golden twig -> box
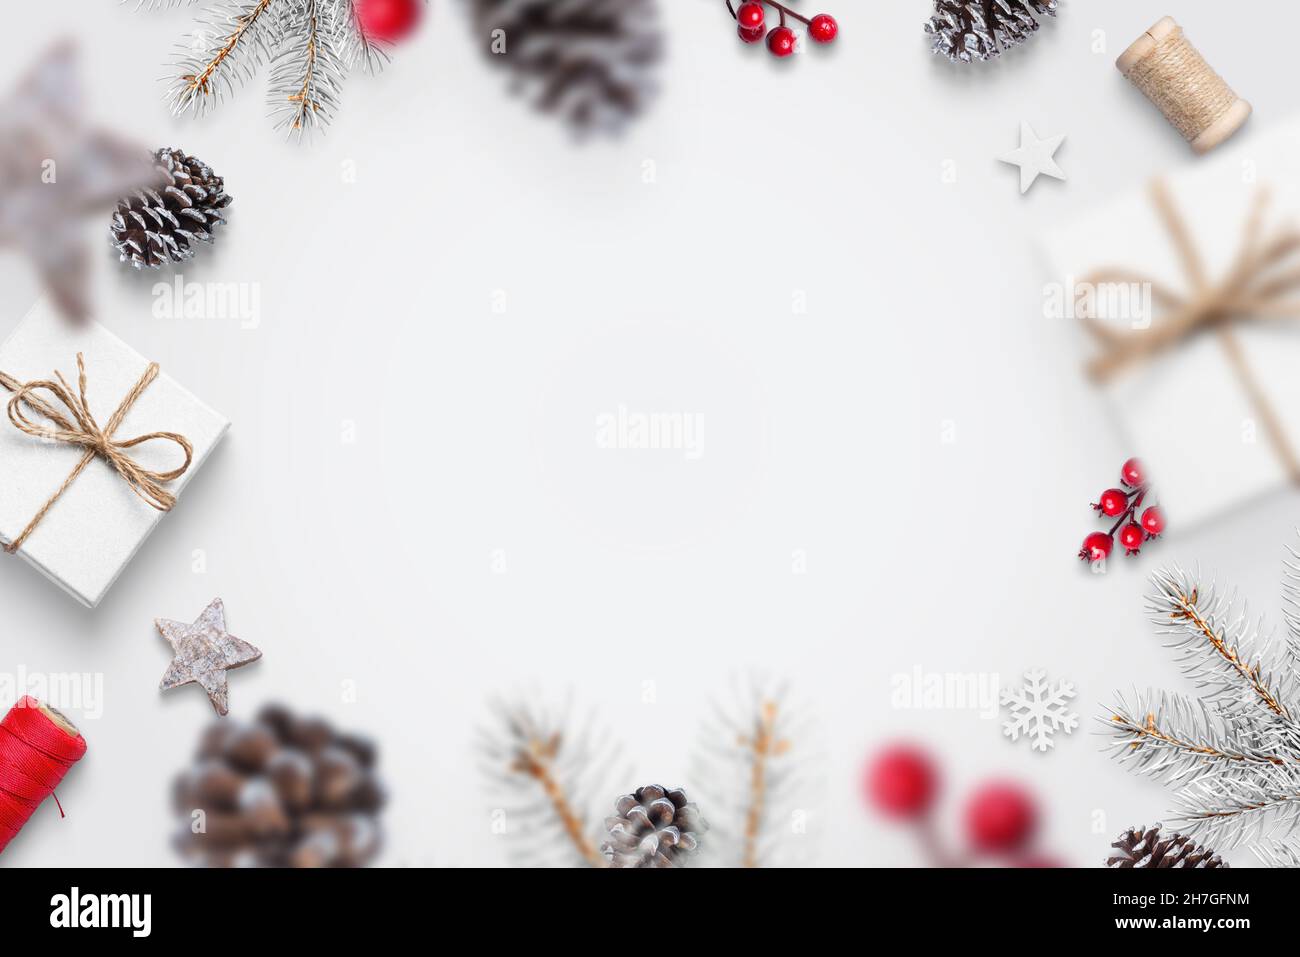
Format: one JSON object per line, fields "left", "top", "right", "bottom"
{"left": 510, "top": 733, "right": 606, "bottom": 868}
{"left": 736, "top": 699, "right": 791, "bottom": 869}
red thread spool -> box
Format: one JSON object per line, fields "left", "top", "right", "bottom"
{"left": 0, "top": 696, "right": 87, "bottom": 854}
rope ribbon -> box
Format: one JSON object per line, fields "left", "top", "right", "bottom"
{"left": 1079, "top": 180, "right": 1300, "bottom": 483}
{"left": 0, "top": 354, "right": 193, "bottom": 555}
{"left": 0, "top": 696, "right": 87, "bottom": 854}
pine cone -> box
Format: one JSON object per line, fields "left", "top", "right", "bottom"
{"left": 466, "top": 0, "right": 662, "bottom": 135}
{"left": 601, "top": 784, "right": 705, "bottom": 868}
{"left": 109, "top": 147, "right": 232, "bottom": 269}
{"left": 1107, "top": 824, "right": 1228, "bottom": 869}
{"left": 924, "top": 0, "right": 1060, "bottom": 63}
{"left": 173, "top": 704, "right": 385, "bottom": 867}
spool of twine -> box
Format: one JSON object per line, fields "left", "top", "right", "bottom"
{"left": 1116, "top": 16, "right": 1251, "bottom": 154}
{"left": 0, "top": 696, "right": 87, "bottom": 854}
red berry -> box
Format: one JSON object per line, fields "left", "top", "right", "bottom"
{"left": 736, "top": 1, "right": 766, "bottom": 31}
{"left": 865, "top": 745, "right": 938, "bottom": 819}
{"left": 1093, "top": 488, "right": 1129, "bottom": 517}
{"left": 1119, "top": 522, "right": 1145, "bottom": 554}
{"left": 355, "top": 0, "right": 421, "bottom": 43}
{"left": 1140, "top": 505, "right": 1165, "bottom": 537}
{"left": 964, "top": 782, "right": 1037, "bottom": 853}
{"left": 766, "top": 25, "right": 797, "bottom": 57}
{"left": 738, "top": 22, "right": 764, "bottom": 42}
{"left": 809, "top": 13, "right": 838, "bottom": 43}
{"left": 1078, "top": 531, "right": 1113, "bottom": 562}
{"left": 1120, "top": 457, "right": 1145, "bottom": 488}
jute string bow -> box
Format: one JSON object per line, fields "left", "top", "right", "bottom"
{"left": 0, "top": 354, "right": 192, "bottom": 554}
{"left": 1080, "top": 180, "right": 1300, "bottom": 483}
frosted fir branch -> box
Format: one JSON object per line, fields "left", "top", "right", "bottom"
{"left": 1170, "top": 765, "right": 1300, "bottom": 847}
{"left": 337, "top": 0, "right": 391, "bottom": 74}
{"left": 166, "top": 0, "right": 284, "bottom": 117}
{"left": 1103, "top": 690, "right": 1300, "bottom": 785}
{"left": 1148, "top": 566, "right": 1294, "bottom": 721}
{"left": 1251, "top": 839, "right": 1300, "bottom": 868}
{"left": 267, "top": 0, "right": 349, "bottom": 137}
{"left": 1279, "top": 542, "right": 1300, "bottom": 678}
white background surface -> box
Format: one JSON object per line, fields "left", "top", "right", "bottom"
{"left": 2, "top": 0, "right": 1299, "bottom": 868}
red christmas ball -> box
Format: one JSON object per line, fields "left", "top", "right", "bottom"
{"left": 866, "top": 745, "right": 938, "bottom": 819}
{"left": 356, "top": 0, "right": 422, "bottom": 43}
{"left": 738, "top": 22, "right": 764, "bottom": 43}
{"left": 809, "top": 14, "right": 838, "bottom": 43}
{"left": 1094, "top": 488, "right": 1128, "bottom": 517}
{"left": 964, "top": 782, "right": 1037, "bottom": 853}
{"left": 1079, "top": 531, "right": 1113, "bottom": 562}
{"left": 1120, "top": 457, "right": 1145, "bottom": 488}
{"left": 1140, "top": 505, "right": 1165, "bottom": 536}
{"left": 766, "top": 25, "right": 797, "bottom": 57}
{"left": 736, "top": 1, "right": 766, "bottom": 31}
{"left": 1119, "top": 522, "right": 1146, "bottom": 554}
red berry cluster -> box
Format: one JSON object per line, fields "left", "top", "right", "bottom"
{"left": 729, "top": 1, "right": 838, "bottom": 58}
{"left": 1078, "top": 457, "right": 1165, "bottom": 562}
{"left": 865, "top": 745, "right": 1059, "bottom": 866}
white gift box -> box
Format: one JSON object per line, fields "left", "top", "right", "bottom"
{"left": 1043, "top": 119, "right": 1300, "bottom": 529}
{"left": 0, "top": 302, "right": 228, "bottom": 607}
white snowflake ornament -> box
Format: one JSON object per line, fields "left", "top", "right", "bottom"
{"left": 1000, "top": 669, "right": 1078, "bottom": 752}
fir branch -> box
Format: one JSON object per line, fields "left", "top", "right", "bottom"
{"left": 1170, "top": 766, "right": 1300, "bottom": 847}
{"left": 738, "top": 698, "right": 791, "bottom": 868}
{"left": 267, "top": 0, "right": 348, "bottom": 137}
{"left": 167, "top": 0, "right": 283, "bottom": 117}
{"left": 1252, "top": 839, "right": 1300, "bottom": 868}
{"left": 338, "top": 0, "right": 391, "bottom": 74}
{"left": 1104, "top": 690, "right": 1295, "bottom": 783}
{"left": 1148, "top": 566, "right": 1292, "bottom": 720}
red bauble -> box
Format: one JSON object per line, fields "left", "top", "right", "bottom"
{"left": 1140, "top": 505, "right": 1165, "bottom": 536}
{"left": 736, "top": 1, "right": 766, "bottom": 31}
{"left": 738, "top": 23, "right": 764, "bottom": 43}
{"left": 1079, "top": 531, "right": 1113, "bottom": 562}
{"left": 1094, "top": 488, "right": 1128, "bottom": 517}
{"left": 766, "top": 25, "right": 797, "bottom": 57}
{"left": 356, "top": 0, "right": 422, "bottom": 43}
{"left": 964, "top": 782, "right": 1036, "bottom": 853}
{"left": 809, "top": 14, "right": 838, "bottom": 43}
{"left": 866, "top": 745, "right": 938, "bottom": 819}
{"left": 1119, "top": 522, "right": 1145, "bottom": 554}
{"left": 1120, "top": 457, "right": 1145, "bottom": 488}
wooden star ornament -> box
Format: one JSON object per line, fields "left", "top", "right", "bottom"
{"left": 157, "top": 598, "right": 261, "bottom": 716}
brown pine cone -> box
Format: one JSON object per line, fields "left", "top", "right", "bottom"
{"left": 1107, "top": 824, "right": 1228, "bottom": 868}
{"left": 109, "top": 147, "right": 231, "bottom": 269}
{"left": 601, "top": 784, "right": 705, "bottom": 868}
{"left": 173, "top": 704, "right": 384, "bottom": 867}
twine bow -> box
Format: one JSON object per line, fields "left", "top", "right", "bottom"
{"left": 0, "top": 354, "right": 192, "bottom": 555}
{"left": 1080, "top": 180, "right": 1300, "bottom": 483}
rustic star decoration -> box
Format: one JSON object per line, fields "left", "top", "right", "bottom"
{"left": 157, "top": 598, "right": 262, "bottom": 716}
{"left": 998, "top": 121, "right": 1066, "bottom": 194}
{"left": 0, "top": 41, "right": 148, "bottom": 321}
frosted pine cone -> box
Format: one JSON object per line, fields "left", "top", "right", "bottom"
{"left": 1107, "top": 825, "right": 1228, "bottom": 869}
{"left": 173, "top": 704, "right": 384, "bottom": 867}
{"left": 109, "top": 148, "right": 231, "bottom": 269}
{"left": 601, "top": 784, "right": 705, "bottom": 868}
{"left": 924, "top": 0, "right": 1060, "bottom": 63}
{"left": 466, "top": 0, "right": 663, "bottom": 135}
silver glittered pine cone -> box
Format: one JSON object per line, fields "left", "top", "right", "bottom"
{"left": 924, "top": 0, "right": 1060, "bottom": 63}
{"left": 1107, "top": 825, "right": 1228, "bottom": 869}
{"left": 173, "top": 703, "right": 385, "bottom": 868}
{"left": 109, "top": 148, "right": 232, "bottom": 269}
{"left": 601, "top": 784, "right": 705, "bottom": 868}
{"left": 466, "top": 0, "right": 663, "bottom": 136}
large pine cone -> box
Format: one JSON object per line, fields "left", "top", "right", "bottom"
{"left": 466, "top": 0, "right": 662, "bottom": 135}
{"left": 1107, "top": 824, "right": 1228, "bottom": 869}
{"left": 109, "top": 147, "right": 231, "bottom": 269}
{"left": 601, "top": 784, "right": 705, "bottom": 868}
{"left": 173, "top": 704, "right": 384, "bottom": 867}
{"left": 924, "top": 0, "right": 1060, "bottom": 63}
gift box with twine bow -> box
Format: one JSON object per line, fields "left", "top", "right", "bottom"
{"left": 0, "top": 302, "right": 228, "bottom": 607}
{"left": 1043, "top": 119, "right": 1300, "bottom": 529}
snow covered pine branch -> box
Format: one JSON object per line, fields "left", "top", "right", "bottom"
{"left": 1104, "top": 550, "right": 1300, "bottom": 862}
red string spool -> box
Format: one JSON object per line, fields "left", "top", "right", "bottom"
{"left": 0, "top": 696, "right": 87, "bottom": 854}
